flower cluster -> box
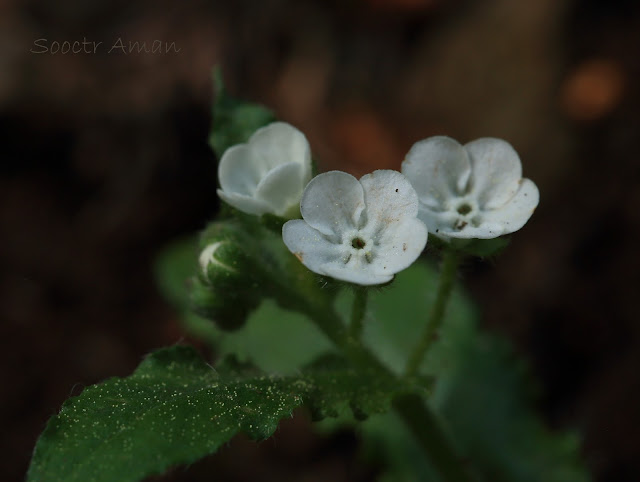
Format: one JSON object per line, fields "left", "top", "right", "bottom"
{"left": 214, "top": 122, "right": 539, "bottom": 286}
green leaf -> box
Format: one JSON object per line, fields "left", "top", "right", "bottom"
{"left": 454, "top": 236, "right": 511, "bottom": 257}
{"left": 154, "top": 237, "right": 219, "bottom": 347}
{"left": 427, "top": 236, "right": 511, "bottom": 258}
{"left": 209, "top": 67, "right": 276, "bottom": 156}
{"left": 431, "top": 336, "right": 588, "bottom": 482}
{"left": 28, "top": 346, "right": 405, "bottom": 482}
{"left": 215, "top": 299, "right": 334, "bottom": 374}
{"left": 154, "top": 236, "right": 198, "bottom": 311}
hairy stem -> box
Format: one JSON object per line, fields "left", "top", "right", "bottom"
{"left": 404, "top": 248, "right": 460, "bottom": 377}
{"left": 272, "top": 241, "right": 470, "bottom": 481}
{"left": 297, "top": 298, "right": 472, "bottom": 482}
{"left": 349, "top": 288, "right": 368, "bottom": 339}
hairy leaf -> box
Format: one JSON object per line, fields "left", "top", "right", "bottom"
{"left": 28, "top": 346, "right": 403, "bottom": 482}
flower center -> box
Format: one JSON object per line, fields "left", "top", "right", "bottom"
{"left": 448, "top": 199, "right": 480, "bottom": 231}
{"left": 456, "top": 202, "right": 472, "bottom": 215}
{"left": 351, "top": 237, "right": 366, "bottom": 249}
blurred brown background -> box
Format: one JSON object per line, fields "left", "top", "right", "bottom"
{"left": 2, "top": 0, "right": 639, "bottom": 480}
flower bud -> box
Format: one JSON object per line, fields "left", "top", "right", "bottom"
{"left": 216, "top": 122, "right": 312, "bottom": 219}
{"left": 188, "top": 275, "right": 259, "bottom": 332}
{"left": 191, "top": 233, "right": 262, "bottom": 331}
{"left": 198, "top": 241, "right": 255, "bottom": 287}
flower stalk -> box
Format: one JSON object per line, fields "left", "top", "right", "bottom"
{"left": 349, "top": 288, "right": 368, "bottom": 339}
{"left": 299, "top": 295, "right": 473, "bottom": 482}
{"left": 404, "top": 248, "right": 461, "bottom": 377}
{"left": 393, "top": 394, "right": 475, "bottom": 482}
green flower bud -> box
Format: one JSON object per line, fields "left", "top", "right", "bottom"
{"left": 191, "top": 233, "right": 263, "bottom": 331}
{"left": 188, "top": 275, "right": 259, "bottom": 332}
{"left": 198, "top": 240, "right": 257, "bottom": 287}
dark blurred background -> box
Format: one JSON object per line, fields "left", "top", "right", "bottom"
{"left": 2, "top": 0, "right": 639, "bottom": 480}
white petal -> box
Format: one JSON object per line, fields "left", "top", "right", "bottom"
{"left": 250, "top": 122, "right": 311, "bottom": 177}
{"left": 218, "top": 144, "right": 263, "bottom": 196}
{"left": 416, "top": 207, "right": 459, "bottom": 239}
{"left": 283, "top": 219, "right": 393, "bottom": 285}
{"left": 282, "top": 220, "right": 345, "bottom": 273}
{"left": 478, "top": 178, "right": 539, "bottom": 235}
{"left": 217, "top": 122, "right": 312, "bottom": 217}
{"left": 402, "top": 136, "right": 471, "bottom": 210}
{"left": 255, "top": 162, "right": 304, "bottom": 216}
{"left": 421, "top": 179, "right": 538, "bottom": 239}
{"left": 321, "top": 263, "right": 393, "bottom": 286}
{"left": 199, "top": 241, "right": 235, "bottom": 275}
{"left": 369, "top": 218, "right": 428, "bottom": 276}
{"left": 418, "top": 204, "right": 508, "bottom": 240}
{"left": 300, "top": 171, "right": 365, "bottom": 239}
{"left": 431, "top": 223, "right": 505, "bottom": 240}
{"left": 359, "top": 170, "right": 420, "bottom": 234}
{"left": 465, "top": 138, "right": 522, "bottom": 210}
{"left": 217, "top": 189, "right": 271, "bottom": 216}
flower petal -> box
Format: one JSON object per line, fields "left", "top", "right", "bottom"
{"left": 217, "top": 122, "right": 312, "bottom": 217}
{"left": 465, "top": 138, "right": 522, "bottom": 210}
{"left": 478, "top": 178, "right": 539, "bottom": 235}
{"left": 250, "top": 122, "right": 311, "bottom": 177}
{"left": 416, "top": 207, "right": 458, "bottom": 239}
{"left": 359, "top": 170, "right": 420, "bottom": 233}
{"left": 255, "top": 162, "right": 304, "bottom": 216}
{"left": 283, "top": 219, "right": 393, "bottom": 285}
{"left": 418, "top": 204, "right": 508, "bottom": 239}
{"left": 217, "top": 189, "right": 271, "bottom": 216}
{"left": 402, "top": 136, "right": 471, "bottom": 210}
{"left": 430, "top": 222, "right": 505, "bottom": 240}
{"left": 321, "top": 263, "right": 393, "bottom": 286}
{"left": 218, "top": 144, "right": 263, "bottom": 196}
{"left": 368, "top": 218, "right": 428, "bottom": 277}
{"left": 282, "top": 219, "right": 346, "bottom": 273}
{"left": 300, "top": 171, "right": 365, "bottom": 239}
{"left": 420, "top": 178, "right": 538, "bottom": 239}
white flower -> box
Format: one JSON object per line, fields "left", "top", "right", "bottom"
{"left": 282, "top": 170, "right": 428, "bottom": 286}
{"left": 217, "top": 122, "right": 312, "bottom": 218}
{"left": 401, "top": 136, "right": 539, "bottom": 240}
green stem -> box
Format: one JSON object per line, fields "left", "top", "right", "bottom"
{"left": 305, "top": 302, "right": 388, "bottom": 374}
{"left": 273, "top": 250, "right": 470, "bottom": 481}
{"left": 349, "top": 288, "right": 368, "bottom": 339}
{"left": 404, "top": 248, "right": 460, "bottom": 378}
{"left": 394, "top": 394, "right": 474, "bottom": 481}
{"left": 304, "top": 303, "right": 472, "bottom": 482}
